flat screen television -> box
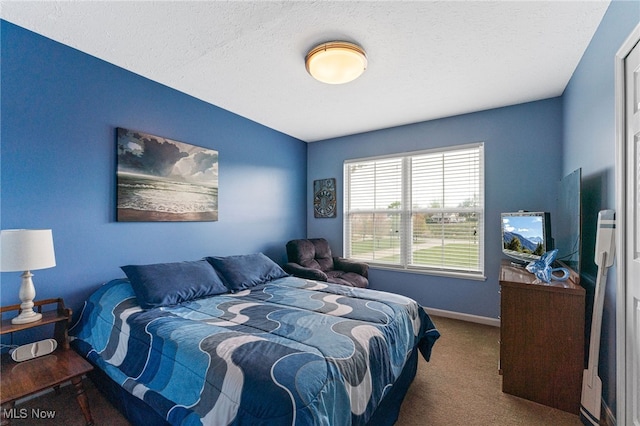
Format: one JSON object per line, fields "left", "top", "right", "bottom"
{"left": 501, "top": 211, "right": 552, "bottom": 264}
{"left": 555, "top": 168, "right": 581, "bottom": 273}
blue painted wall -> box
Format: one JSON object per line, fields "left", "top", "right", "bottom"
{"left": 2, "top": 0, "right": 638, "bottom": 418}
{"left": 307, "top": 98, "right": 564, "bottom": 318}
{"left": 562, "top": 0, "right": 639, "bottom": 416}
{"left": 0, "top": 21, "right": 307, "bottom": 317}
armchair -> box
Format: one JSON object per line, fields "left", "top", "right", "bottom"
{"left": 283, "top": 238, "right": 369, "bottom": 288}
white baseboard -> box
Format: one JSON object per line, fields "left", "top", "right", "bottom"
{"left": 424, "top": 307, "right": 500, "bottom": 327}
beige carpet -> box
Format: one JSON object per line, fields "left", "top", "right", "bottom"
{"left": 397, "top": 315, "right": 582, "bottom": 425}
{"left": 9, "top": 315, "right": 582, "bottom": 425}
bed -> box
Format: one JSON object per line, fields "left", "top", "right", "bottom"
{"left": 70, "top": 254, "right": 440, "bottom": 426}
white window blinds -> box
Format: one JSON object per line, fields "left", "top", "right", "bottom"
{"left": 344, "top": 143, "right": 484, "bottom": 277}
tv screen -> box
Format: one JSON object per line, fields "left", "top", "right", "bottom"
{"left": 501, "top": 212, "right": 552, "bottom": 264}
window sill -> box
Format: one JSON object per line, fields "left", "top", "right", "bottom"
{"left": 369, "top": 264, "right": 487, "bottom": 281}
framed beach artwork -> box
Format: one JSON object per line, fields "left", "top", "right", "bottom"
{"left": 116, "top": 128, "right": 219, "bottom": 222}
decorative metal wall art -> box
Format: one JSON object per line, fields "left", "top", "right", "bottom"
{"left": 313, "top": 178, "right": 337, "bottom": 218}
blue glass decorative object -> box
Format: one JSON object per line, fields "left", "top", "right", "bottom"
{"left": 525, "top": 249, "right": 570, "bottom": 283}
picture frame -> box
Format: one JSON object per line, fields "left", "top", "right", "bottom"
{"left": 116, "top": 128, "right": 219, "bottom": 222}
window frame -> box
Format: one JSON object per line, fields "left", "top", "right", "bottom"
{"left": 343, "top": 142, "right": 485, "bottom": 280}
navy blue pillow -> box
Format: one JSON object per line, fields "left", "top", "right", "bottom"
{"left": 121, "top": 260, "right": 228, "bottom": 309}
{"left": 205, "top": 253, "right": 288, "bottom": 292}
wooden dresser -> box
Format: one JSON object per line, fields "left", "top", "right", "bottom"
{"left": 499, "top": 259, "right": 585, "bottom": 414}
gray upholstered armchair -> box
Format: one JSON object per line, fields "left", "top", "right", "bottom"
{"left": 283, "top": 238, "right": 369, "bottom": 288}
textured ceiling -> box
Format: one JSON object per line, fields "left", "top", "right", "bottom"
{"left": 1, "top": 1, "right": 611, "bottom": 142}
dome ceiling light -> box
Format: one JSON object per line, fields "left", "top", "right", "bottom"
{"left": 305, "top": 41, "right": 367, "bottom": 85}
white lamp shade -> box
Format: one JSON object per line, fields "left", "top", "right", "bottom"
{"left": 1, "top": 229, "right": 56, "bottom": 272}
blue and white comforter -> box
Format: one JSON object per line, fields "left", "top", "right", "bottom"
{"left": 70, "top": 276, "right": 439, "bottom": 425}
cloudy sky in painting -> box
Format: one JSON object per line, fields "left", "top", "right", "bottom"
{"left": 117, "top": 128, "right": 218, "bottom": 186}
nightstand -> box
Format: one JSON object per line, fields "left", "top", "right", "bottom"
{"left": 0, "top": 298, "right": 94, "bottom": 426}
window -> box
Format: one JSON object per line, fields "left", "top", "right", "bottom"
{"left": 344, "top": 143, "right": 484, "bottom": 278}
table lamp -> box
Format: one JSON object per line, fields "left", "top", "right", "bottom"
{"left": 1, "top": 229, "right": 56, "bottom": 324}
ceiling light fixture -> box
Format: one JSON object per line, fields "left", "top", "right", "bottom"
{"left": 305, "top": 41, "right": 367, "bottom": 85}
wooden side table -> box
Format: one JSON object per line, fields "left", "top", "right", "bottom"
{"left": 0, "top": 299, "right": 94, "bottom": 425}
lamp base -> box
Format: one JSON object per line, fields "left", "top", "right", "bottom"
{"left": 11, "top": 270, "right": 43, "bottom": 324}
{"left": 11, "top": 310, "right": 43, "bottom": 324}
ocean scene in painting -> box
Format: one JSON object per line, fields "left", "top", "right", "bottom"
{"left": 117, "top": 128, "right": 218, "bottom": 222}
